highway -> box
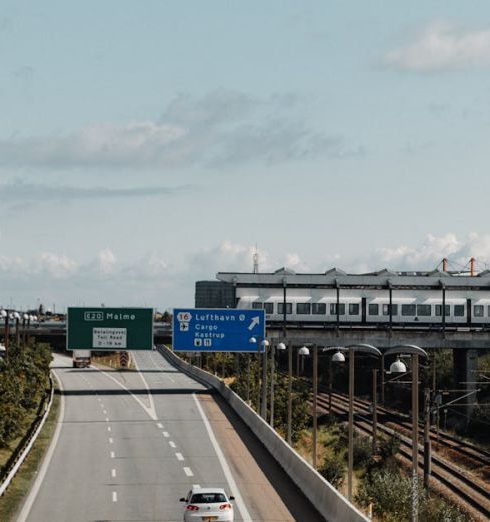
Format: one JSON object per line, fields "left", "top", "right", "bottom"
{"left": 18, "top": 350, "right": 324, "bottom": 522}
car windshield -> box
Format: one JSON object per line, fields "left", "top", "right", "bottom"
{"left": 190, "top": 493, "right": 227, "bottom": 504}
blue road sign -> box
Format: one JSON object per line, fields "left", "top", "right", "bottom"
{"left": 172, "top": 308, "right": 266, "bottom": 352}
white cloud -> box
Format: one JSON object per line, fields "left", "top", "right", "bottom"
{"left": 0, "top": 90, "right": 358, "bottom": 170}
{"left": 384, "top": 21, "right": 490, "bottom": 72}
{"left": 3, "top": 234, "right": 490, "bottom": 312}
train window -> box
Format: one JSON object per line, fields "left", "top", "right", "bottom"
{"left": 264, "top": 303, "right": 274, "bottom": 314}
{"left": 297, "top": 303, "right": 311, "bottom": 315}
{"left": 435, "top": 305, "right": 450, "bottom": 316}
{"left": 382, "top": 304, "right": 398, "bottom": 316}
{"left": 474, "top": 305, "right": 484, "bottom": 317}
{"left": 278, "top": 303, "right": 293, "bottom": 315}
{"left": 312, "top": 303, "right": 326, "bottom": 314}
{"left": 368, "top": 304, "right": 379, "bottom": 315}
{"left": 417, "top": 305, "right": 431, "bottom": 316}
{"left": 330, "top": 303, "right": 345, "bottom": 315}
{"left": 349, "top": 303, "right": 359, "bottom": 315}
{"left": 454, "top": 305, "right": 465, "bottom": 317}
{"left": 402, "top": 304, "right": 416, "bottom": 316}
{"left": 252, "top": 302, "right": 263, "bottom": 310}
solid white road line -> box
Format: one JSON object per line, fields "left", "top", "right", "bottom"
{"left": 99, "top": 366, "right": 157, "bottom": 420}
{"left": 169, "top": 441, "right": 176, "bottom": 448}
{"left": 17, "top": 369, "right": 65, "bottom": 522}
{"left": 183, "top": 467, "right": 194, "bottom": 477}
{"left": 175, "top": 452, "right": 184, "bottom": 461}
{"left": 193, "top": 394, "right": 253, "bottom": 522}
{"left": 112, "top": 491, "right": 117, "bottom": 502}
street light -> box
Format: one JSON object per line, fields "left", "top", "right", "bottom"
{"left": 261, "top": 339, "right": 270, "bottom": 419}
{"left": 331, "top": 344, "right": 382, "bottom": 502}
{"left": 0, "top": 310, "right": 7, "bottom": 356}
{"left": 270, "top": 342, "right": 286, "bottom": 427}
{"left": 249, "top": 336, "right": 269, "bottom": 418}
{"left": 384, "top": 345, "right": 428, "bottom": 522}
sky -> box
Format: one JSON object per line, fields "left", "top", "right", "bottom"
{"left": 2, "top": 1, "right": 490, "bottom": 312}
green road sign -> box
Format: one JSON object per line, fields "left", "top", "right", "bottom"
{"left": 67, "top": 307, "right": 153, "bottom": 351}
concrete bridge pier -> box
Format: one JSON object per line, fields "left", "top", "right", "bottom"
{"left": 452, "top": 348, "right": 479, "bottom": 429}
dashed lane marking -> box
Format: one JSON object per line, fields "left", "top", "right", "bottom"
{"left": 112, "top": 491, "right": 117, "bottom": 503}
{"left": 183, "top": 467, "right": 194, "bottom": 477}
{"left": 110, "top": 451, "right": 115, "bottom": 459}
{"left": 169, "top": 441, "right": 176, "bottom": 448}
{"left": 162, "top": 431, "right": 169, "bottom": 438}
{"left": 111, "top": 469, "right": 116, "bottom": 478}
{"left": 175, "top": 452, "right": 184, "bottom": 461}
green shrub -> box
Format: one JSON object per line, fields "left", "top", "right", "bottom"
{"left": 420, "top": 496, "right": 470, "bottom": 522}
{"left": 353, "top": 434, "right": 373, "bottom": 469}
{"left": 319, "top": 452, "right": 346, "bottom": 489}
{"left": 355, "top": 469, "right": 424, "bottom": 521}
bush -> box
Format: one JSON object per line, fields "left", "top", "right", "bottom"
{"left": 0, "top": 341, "right": 52, "bottom": 448}
{"left": 353, "top": 434, "right": 373, "bottom": 469}
{"left": 355, "top": 469, "right": 425, "bottom": 521}
{"left": 319, "top": 452, "right": 346, "bottom": 489}
{"left": 420, "top": 496, "right": 470, "bottom": 522}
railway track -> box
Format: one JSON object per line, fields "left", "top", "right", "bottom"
{"left": 313, "top": 390, "right": 490, "bottom": 520}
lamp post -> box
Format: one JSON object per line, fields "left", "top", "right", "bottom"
{"left": 270, "top": 341, "right": 286, "bottom": 427}
{"left": 384, "top": 345, "right": 428, "bottom": 522}
{"left": 287, "top": 340, "right": 293, "bottom": 445}
{"left": 261, "top": 339, "right": 269, "bottom": 419}
{"left": 330, "top": 344, "right": 381, "bottom": 501}
{"left": 22, "top": 313, "right": 28, "bottom": 347}
{"left": 249, "top": 337, "right": 269, "bottom": 418}
{"left": 0, "top": 310, "right": 7, "bottom": 356}
{"left": 14, "top": 312, "right": 21, "bottom": 347}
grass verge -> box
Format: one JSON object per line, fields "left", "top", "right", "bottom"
{"left": 0, "top": 383, "right": 61, "bottom": 522}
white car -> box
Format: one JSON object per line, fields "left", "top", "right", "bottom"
{"left": 180, "top": 486, "right": 234, "bottom": 522}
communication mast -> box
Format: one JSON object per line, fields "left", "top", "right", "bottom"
{"left": 253, "top": 246, "right": 259, "bottom": 274}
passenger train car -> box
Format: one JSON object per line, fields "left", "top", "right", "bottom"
{"left": 196, "top": 268, "right": 490, "bottom": 329}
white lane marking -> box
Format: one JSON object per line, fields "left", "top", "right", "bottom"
{"left": 105, "top": 417, "right": 110, "bottom": 422}
{"left": 157, "top": 422, "right": 163, "bottom": 429}
{"left": 17, "top": 368, "right": 65, "bottom": 522}
{"left": 193, "top": 394, "right": 252, "bottom": 522}
{"left": 132, "top": 354, "right": 158, "bottom": 418}
{"left": 169, "top": 441, "right": 176, "bottom": 448}
{"left": 162, "top": 431, "right": 169, "bottom": 438}
{"left": 109, "top": 437, "right": 114, "bottom": 444}
{"left": 168, "top": 375, "right": 175, "bottom": 383}
{"left": 183, "top": 467, "right": 194, "bottom": 477}
{"left": 103, "top": 410, "right": 107, "bottom": 415}
{"left": 110, "top": 451, "right": 115, "bottom": 459}
{"left": 112, "top": 491, "right": 117, "bottom": 502}
{"left": 111, "top": 469, "right": 116, "bottom": 478}
{"left": 175, "top": 452, "right": 184, "bottom": 461}
{"left": 107, "top": 426, "right": 111, "bottom": 432}
{"left": 99, "top": 364, "right": 157, "bottom": 420}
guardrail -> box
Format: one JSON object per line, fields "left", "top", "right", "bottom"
{"left": 158, "top": 345, "right": 369, "bottom": 522}
{"left": 0, "top": 375, "right": 55, "bottom": 497}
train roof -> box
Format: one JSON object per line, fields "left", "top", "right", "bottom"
{"left": 215, "top": 268, "right": 490, "bottom": 288}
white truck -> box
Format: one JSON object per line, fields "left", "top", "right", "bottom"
{"left": 72, "top": 350, "right": 91, "bottom": 368}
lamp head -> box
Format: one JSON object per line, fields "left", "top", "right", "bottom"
{"left": 276, "top": 342, "right": 286, "bottom": 351}
{"left": 332, "top": 350, "right": 346, "bottom": 363}
{"left": 298, "top": 346, "right": 310, "bottom": 356}
{"left": 390, "top": 357, "right": 407, "bottom": 373}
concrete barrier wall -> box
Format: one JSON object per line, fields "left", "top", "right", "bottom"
{"left": 159, "top": 346, "right": 369, "bottom": 522}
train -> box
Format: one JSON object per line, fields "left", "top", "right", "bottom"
{"left": 206, "top": 268, "right": 490, "bottom": 328}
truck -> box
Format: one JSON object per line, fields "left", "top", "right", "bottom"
{"left": 72, "top": 350, "right": 91, "bottom": 368}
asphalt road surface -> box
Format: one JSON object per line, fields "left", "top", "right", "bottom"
{"left": 18, "top": 350, "right": 324, "bottom": 522}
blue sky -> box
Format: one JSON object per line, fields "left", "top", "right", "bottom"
{"left": 2, "top": 1, "right": 490, "bottom": 311}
